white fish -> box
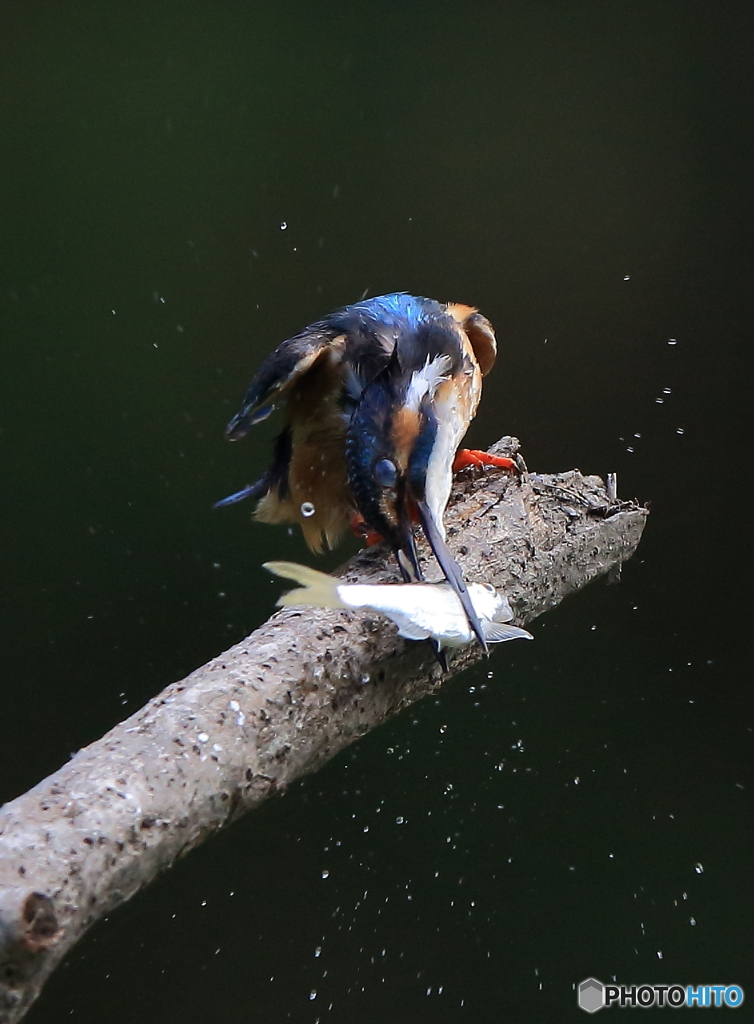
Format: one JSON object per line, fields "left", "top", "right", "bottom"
{"left": 263, "top": 561, "right": 533, "bottom": 649}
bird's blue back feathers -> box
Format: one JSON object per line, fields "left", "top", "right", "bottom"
{"left": 329, "top": 293, "right": 442, "bottom": 335}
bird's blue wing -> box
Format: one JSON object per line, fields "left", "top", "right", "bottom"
{"left": 225, "top": 326, "right": 338, "bottom": 440}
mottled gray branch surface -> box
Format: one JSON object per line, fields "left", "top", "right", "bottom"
{"left": 0, "top": 438, "right": 648, "bottom": 1022}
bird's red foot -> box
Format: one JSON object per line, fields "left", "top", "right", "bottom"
{"left": 349, "top": 513, "right": 384, "bottom": 547}
{"left": 453, "top": 448, "right": 519, "bottom": 473}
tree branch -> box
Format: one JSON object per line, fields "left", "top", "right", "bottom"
{"left": 0, "top": 438, "right": 648, "bottom": 1022}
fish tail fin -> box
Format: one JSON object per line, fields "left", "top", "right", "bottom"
{"left": 482, "top": 621, "right": 534, "bottom": 644}
{"left": 262, "top": 561, "right": 347, "bottom": 609}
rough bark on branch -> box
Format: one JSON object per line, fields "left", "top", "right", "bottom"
{"left": 0, "top": 438, "right": 648, "bottom": 1022}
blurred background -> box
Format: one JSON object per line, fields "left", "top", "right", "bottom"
{"left": 1, "top": 1, "right": 751, "bottom": 1020}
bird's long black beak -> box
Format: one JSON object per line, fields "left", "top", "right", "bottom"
{"left": 391, "top": 512, "right": 449, "bottom": 672}
{"left": 415, "top": 499, "right": 489, "bottom": 654}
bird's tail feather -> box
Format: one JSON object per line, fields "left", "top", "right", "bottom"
{"left": 263, "top": 561, "right": 346, "bottom": 609}
{"left": 213, "top": 474, "right": 269, "bottom": 509}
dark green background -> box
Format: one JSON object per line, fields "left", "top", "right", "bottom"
{"left": 1, "top": 1, "right": 751, "bottom": 1020}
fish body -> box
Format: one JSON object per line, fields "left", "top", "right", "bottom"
{"left": 264, "top": 561, "right": 533, "bottom": 649}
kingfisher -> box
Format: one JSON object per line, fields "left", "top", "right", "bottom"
{"left": 216, "top": 293, "right": 518, "bottom": 651}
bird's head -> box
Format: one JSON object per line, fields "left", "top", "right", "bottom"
{"left": 345, "top": 341, "right": 489, "bottom": 650}
{"left": 344, "top": 349, "right": 451, "bottom": 564}
{"left": 345, "top": 368, "right": 415, "bottom": 555}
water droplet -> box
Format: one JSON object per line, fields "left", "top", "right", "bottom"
{"left": 655, "top": 397, "right": 664, "bottom": 404}
{"left": 623, "top": 275, "right": 630, "bottom": 281}
{"left": 301, "top": 502, "right": 316, "bottom": 518}
{"left": 656, "top": 950, "right": 663, "bottom": 960}
{"left": 395, "top": 816, "right": 405, "bottom": 824}
{"left": 668, "top": 338, "right": 678, "bottom": 345}
{"left": 690, "top": 917, "right": 696, "bottom": 926}
{"left": 676, "top": 427, "right": 685, "bottom": 435}
{"left": 626, "top": 447, "right": 634, "bottom": 453}
{"left": 439, "top": 725, "right": 447, "bottom": 734}
{"left": 309, "top": 989, "right": 317, "bottom": 1000}
{"left": 663, "top": 387, "right": 672, "bottom": 394}
{"left": 633, "top": 432, "right": 641, "bottom": 438}
{"left": 314, "top": 946, "right": 322, "bottom": 957}
{"left": 280, "top": 221, "right": 288, "bottom": 230}
{"left": 321, "top": 869, "right": 330, "bottom": 879}
{"left": 694, "top": 862, "right": 704, "bottom": 873}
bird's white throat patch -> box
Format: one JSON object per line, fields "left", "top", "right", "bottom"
{"left": 404, "top": 354, "right": 452, "bottom": 411}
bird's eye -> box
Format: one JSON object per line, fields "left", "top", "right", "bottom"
{"left": 374, "top": 458, "right": 398, "bottom": 488}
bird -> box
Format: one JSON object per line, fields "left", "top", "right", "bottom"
{"left": 216, "top": 293, "right": 519, "bottom": 651}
